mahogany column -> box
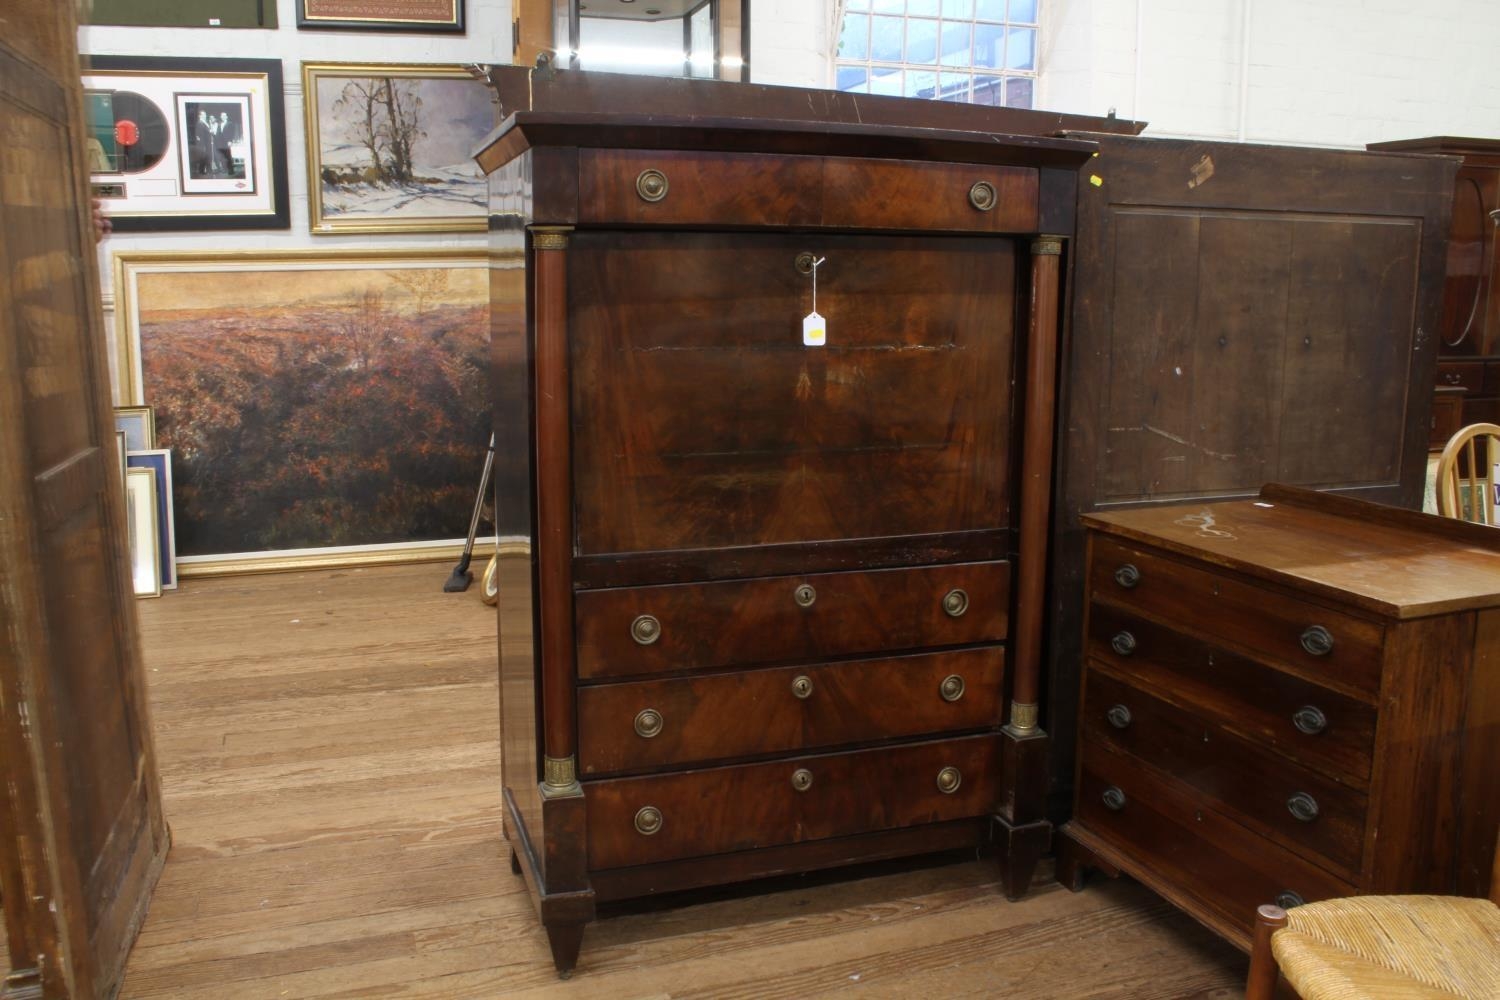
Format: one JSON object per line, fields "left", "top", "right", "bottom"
{"left": 992, "top": 233, "right": 1065, "bottom": 899}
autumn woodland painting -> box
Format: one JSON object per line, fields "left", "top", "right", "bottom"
{"left": 305, "top": 64, "right": 494, "bottom": 232}
{"left": 122, "top": 254, "right": 490, "bottom": 559}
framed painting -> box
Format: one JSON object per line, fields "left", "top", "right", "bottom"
{"left": 126, "top": 468, "right": 163, "bottom": 598}
{"left": 127, "top": 450, "right": 179, "bottom": 591}
{"left": 296, "top": 0, "right": 464, "bottom": 33}
{"left": 82, "top": 56, "right": 289, "bottom": 231}
{"left": 114, "top": 406, "right": 156, "bottom": 451}
{"left": 303, "top": 63, "right": 493, "bottom": 234}
{"left": 113, "top": 249, "right": 501, "bottom": 575}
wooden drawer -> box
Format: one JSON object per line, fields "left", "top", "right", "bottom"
{"left": 575, "top": 561, "right": 1009, "bottom": 681}
{"left": 577, "top": 148, "right": 1039, "bottom": 232}
{"left": 1082, "top": 668, "right": 1368, "bottom": 875}
{"left": 586, "top": 735, "right": 998, "bottom": 870}
{"left": 1090, "top": 538, "right": 1384, "bottom": 695}
{"left": 1074, "top": 742, "right": 1356, "bottom": 938}
{"left": 578, "top": 647, "right": 1004, "bottom": 776}
{"left": 1437, "top": 360, "right": 1485, "bottom": 392}
{"left": 1087, "top": 603, "right": 1377, "bottom": 783}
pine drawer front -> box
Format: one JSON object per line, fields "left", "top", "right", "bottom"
{"left": 1081, "top": 668, "right": 1368, "bottom": 876}
{"left": 1086, "top": 602, "right": 1377, "bottom": 784}
{"left": 1075, "top": 742, "right": 1357, "bottom": 937}
{"left": 575, "top": 561, "right": 1010, "bottom": 681}
{"left": 1090, "top": 538, "right": 1385, "bottom": 696}
{"left": 585, "top": 735, "right": 999, "bottom": 870}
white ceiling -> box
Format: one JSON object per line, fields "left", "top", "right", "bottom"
{"left": 579, "top": 0, "right": 708, "bottom": 21}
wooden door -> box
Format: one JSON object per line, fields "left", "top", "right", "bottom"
{"left": 0, "top": 2, "right": 169, "bottom": 997}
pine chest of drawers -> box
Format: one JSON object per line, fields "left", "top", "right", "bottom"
{"left": 477, "top": 110, "right": 1097, "bottom": 975}
{"left": 1058, "top": 485, "right": 1500, "bottom": 949}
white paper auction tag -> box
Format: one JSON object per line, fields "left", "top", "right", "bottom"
{"left": 803, "top": 311, "right": 826, "bottom": 347}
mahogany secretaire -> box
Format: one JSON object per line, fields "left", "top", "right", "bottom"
{"left": 476, "top": 109, "right": 1095, "bottom": 973}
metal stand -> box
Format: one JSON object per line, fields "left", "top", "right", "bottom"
{"left": 444, "top": 432, "right": 495, "bottom": 592}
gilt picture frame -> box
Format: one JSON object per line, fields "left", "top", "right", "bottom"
{"left": 296, "top": 0, "right": 465, "bottom": 33}
{"left": 126, "top": 467, "right": 163, "bottom": 598}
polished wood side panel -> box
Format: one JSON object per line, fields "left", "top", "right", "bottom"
{"left": 1082, "top": 669, "right": 1368, "bottom": 875}
{"left": 575, "top": 561, "right": 1010, "bottom": 681}
{"left": 585, "top": 736, "right": 999, "bottom": 870}
{"left": 1071, "top": 744, "right": 1356, "bottom": 948}
{"left": 1089, "top": 538, "right": 1385, "bottom": 696}
{"left": 578, "top": 149, "right": 822, "bottom": 228}
{"left": 1086, "top": 603, "right": 1377, "bottom": 784}
{"left": 577, "top": 647, "right": 1004, "bottom": 775}
{"left": 570, "top": 232, "right": 1017, "bottom": 556}
{"left": 819, "top": 159, "right": 1037, "bottom": 232}
{"left": 1458, "top": 608, "right": 1500, "bottom": 898}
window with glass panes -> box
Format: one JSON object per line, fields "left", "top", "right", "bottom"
{"left": 835, "top": 0, "right": 1038, "bottom": 108}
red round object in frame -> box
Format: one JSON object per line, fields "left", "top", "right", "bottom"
{"left": 114, "top": 119, "right": 139, "bottom": 146}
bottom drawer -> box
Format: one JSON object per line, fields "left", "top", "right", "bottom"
{"left": 587, "top": 735, "right": 998, "bottom": 870}
{"left": 1075, "top": 742, "right": 1354, "bottom": 935}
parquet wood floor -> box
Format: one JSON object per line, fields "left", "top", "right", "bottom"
{"left": 98, "top": 562, "right": 1247, "bottom": 998}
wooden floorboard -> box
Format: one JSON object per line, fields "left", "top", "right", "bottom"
{"left": 103, "top": 561, "right": 1247, "bottom": 998}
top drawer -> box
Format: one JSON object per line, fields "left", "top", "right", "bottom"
{"left": 575, "top": 561, "right": 1009, "bottom": 680}
{"left": 1090, "top": 537, "right": 1385, "bottom": 696}
{"left": 577, "top": 149, "right": 1040, "bottom": 232}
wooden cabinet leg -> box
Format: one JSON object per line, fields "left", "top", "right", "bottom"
{"left": 992, "top": 816, "right": 1052, "bottom": 901}
{"left": 544, "top": 920, "right": 587, "bottom": 979}
{"left": 509, "top": 848, "right": 523, "bottom": 876}
{"left": 1055, "top": 830, "right": 1088, "bottom": 892}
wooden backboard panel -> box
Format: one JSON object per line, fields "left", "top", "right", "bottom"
{"left": 1046, "top": 133, "right": 1457, "bottom": 818}
{"left": 0, "top": 2, "right": 169, "bottom": 996}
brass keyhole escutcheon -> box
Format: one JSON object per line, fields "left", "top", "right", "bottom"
{"left": 936, "top": 766, "right": 962, "bottom": 794}
{"left": 939, "top": 674, "right": 965, "bottom": 702}
{"left": 634, "top": 708, "right": 663, "bottom": 739}
{"left": 634, "top": 805, "right": 663, "bottom": 835}
{"left": 794, "top": 584, "right": 817, "bottom": 608}
{"left": 968, "top": 180, "right": 997, "bottom": 212}
{"left": 636, "top": 168, "right": 669, "bottom": 203}
{"left": 794, "top": 251, "right": 817, "bottom": 275}
{"left": 942, "top": 588, "right": 969, "bottom": 617}
{"left": 791, "top": 768, "right": 814, "bottom": 792}
{"left": 631, "top": 614, "right": 661, "bottom": 645}
{"left": 791, "top": 675, "right": 814, "bottom": 699}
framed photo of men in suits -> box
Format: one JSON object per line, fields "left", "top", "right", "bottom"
{"left": 175, "top": 94, "right": 256, "bottom": 195}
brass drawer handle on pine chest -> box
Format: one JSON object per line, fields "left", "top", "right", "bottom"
{"left": 1110, "top": 631, "right": 1137, "bottom": 657}
{"left": 1287, "top": 792, "right": 1320, "bottom": 823}
{"left": 1276, "top": 890, "right": 1306, "bottom": 910}
{"left": 968, "top": 180, "right": 997, "bottom": 212}
{"left": 936, "top": 766, "right": 962, "bottom": 794}
{"left": 940, "top": 674, "right": 966, "bottom": 702}
{"left": 1106, "top": 704, "right": 1132, "bottom": 729}
{"left": 634, "top": 806, "right": 663, "bottom": 835}
{"left": 630, "top": 614, "right": 662, "bottom": 645}
{"left": 942, "top": 588, "right": 969, "bottom": 617}
{"left": 635, "top": 168, "right": 669, "bottom": 203}
{"left": 1102, "top": 786, "right": 1127, "bottom": 811}
{"left": 791, "top": 675, "right": 814, "bottom": 699}
{"left": 1300, "top": 625, "right": 1335, "bottom": 657}
{"left": 791, "top": 768, "right": 814, "bottom": 792}
{"left": 634, "top": 708, "right": 663, "bottom": 739}
{"left": 1114, "top": 563, "right": 1141, "bottom": 589}
{"left": 793, "top": 584, "right": 817, "bottom": 608}
{"left": 1292, "top": 705, "right": 1328, "bottom": 735}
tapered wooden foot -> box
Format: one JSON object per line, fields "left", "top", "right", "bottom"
{"left": 544, "top": 920, "right": 586, "bottom": 978}
{"left": 509, "top": 848, "right": 522, "bottom": 875}
{"left": 1054, "top": 824, "right": 1119, "bottom": 892}
{"left": 993, "top": 815, "right": 1051, "bottom": 901}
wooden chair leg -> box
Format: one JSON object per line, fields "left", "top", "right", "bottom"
{"left": 1246, "top": 904, "right": 1287, "bottom": 1000}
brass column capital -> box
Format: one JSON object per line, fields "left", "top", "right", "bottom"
{"left": 540, "top": 754, "right": 582, "bottom": 798}
{"left": 1030, "top": 235, "right": 1065, "bottom": 256}
{"left": 530, "top": 227, "right": 573, "bottom": 251}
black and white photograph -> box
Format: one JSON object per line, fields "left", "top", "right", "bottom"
{"left": 175, "top": 94, "right": 255, "bottom": 194}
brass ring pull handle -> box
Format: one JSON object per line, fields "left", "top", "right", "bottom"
{"left": 634, "top": 806, "right": 663, "bottom": 835}
{"left": 794, "top": 251, "right": 817, "bottom": 275}
{"left": 939, "top": 674, "right": 966, "bottom": 702}
{"left": 1292, "top": 705, "right": 1328, "bottom": 736}
{"left": 631, "top": 614, "right": 661, "bottom": 646}
{"left": 1276, "top": 890, "right": 1306, "bottom": 910}
{"left": 968, "top": 180, "right": 997, "bottom": 211}
{"left": 936, "top": 766, "right": 962, "bottom": 794}
{"left": 1110, "top": 631, "right": 1137, "bottom": 657}
{"left": 1114, "top": 563, "right": 1141, "bottom": 589}
{"left": 791, "top": 675, "right": 814, "bottom": 700}
{"left": 1287, "top": 792, "right": 1320, "bottom": 823}
{"left": 1106, "top": 704, "right": 1132, "bottom": 729}
{"left": 793, "top": 584, "right": 817, "bottom": 608}
{"left": 942, "top": 588, "right": 969, "bottom": 617}
{"left": 791, "top": 768, "right": 814, "bottom": 792}
{"left": 636, "top": 168, "right": 669, "bottom": 203}
{"left": 633, "top": 708, "right": 663, "bottom": 739}
{"left": 1102, "top": 785, "right": 1127, "bottom": 811}
{"left": 1300, "top": 625, "right": 1334, "bottom": 657}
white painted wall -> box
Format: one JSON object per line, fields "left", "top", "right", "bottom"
{"left": 749, "top": 0, "right": 832, "bottom": 91}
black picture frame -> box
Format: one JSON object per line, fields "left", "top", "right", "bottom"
{"left": 81, "top": 56, "right": 290, "bottom": 232}
{"left": 295, "top": 0, "right": 465, "bottom": 34}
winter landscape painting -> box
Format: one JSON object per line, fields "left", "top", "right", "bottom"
{"left": 115, "top": 251, "right": 491, "bottom": 566}
{"left": 304, "top": 63, "right": 494, "bottom": 233}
